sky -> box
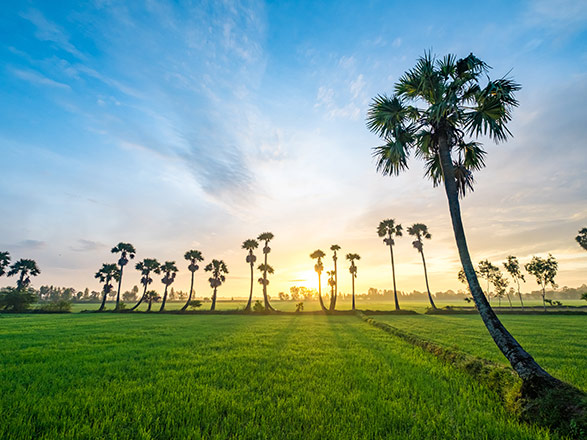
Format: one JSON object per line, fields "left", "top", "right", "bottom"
{"left": 0, "top": 0, "right": 586, "bottom": 299}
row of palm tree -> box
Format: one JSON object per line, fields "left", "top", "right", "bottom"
{"left": 0, "top": 252, "right": 41, "bottom": 289}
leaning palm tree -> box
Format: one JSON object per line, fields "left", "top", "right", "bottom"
{"left": 181, "top": 250, "right": 204, "bottom": 311}
{"left": 366, "top": 52, "right": 556, "bottom": 387}
{"left": 310, "top": 250, "right": 328, "bottom": 312}
{"left": 94, "top": 263, "right": 120, "bottom": 312}
{"left": 377, "top": 219, "right": 402, "bottom": 310}
{"left": 347, "top": 253, "right": 360, "bottom": 310}
{"left": 8, "top": 259, "right": 40, "bottom": 290}
{"left": 0, "top": 251, "right": 10, "bottom": 277}
{"left": 407, "top": 223, "right": 436, "bottom": 310}
{"left": 159, "top": 261, "right": 178, "bottom": 311}
{"left": 503, "top": 255, "right": 525, "bottom": 309}
{"left": 205, "top": 259, "right": 228, "bottom": 311}
{"left": 131, "top": 258, "right": 161, "bottom": 311}
{"left": 111, "top": 242, "right": 136, "bottom": 310}
{"left": 329, "top": 244, "right": 341, "bottom": 311}
{"left": 576, "top": 228, "right": 587, "bottom": 251}
{"left": 257, "top": 232, "right": 276, "bottom": 311}
{"left": 242, "top": 239, "right": 259, "bottom": 311}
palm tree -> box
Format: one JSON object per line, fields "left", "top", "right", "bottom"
{"left": 577, "top": 228, "right": 587, "bottom": 251}
{"left": 366, "top": 52, "right": 556, "bottom": 387}
{"left": 0, "top": 251, "right": 10, "bottom": 277}
{"left": 347, "top": 253, "right": 360, "bottom": 310}
{"left": 257, "top": 263, "right": 275, "bottom": 311}
{"left": 310, "top": 250, "right": 328, "bottom": 312}
{"left": 181, "top": 250, "right": 204, "bottom": 311}
{"left": 377, "top": 219, "right": 402, "bottom": 310}
{"left": 145, "top": 290, "right": 160, "bottom": 312}
{"left": 329, "top": 244, "right": 341, "bottom": 311}
{"left": 257, "top": 232, "right": 276, "bottom": 311}
{"left": 111, "top": 242, "right": 136, "bottom": 310}
{"left": 94, "top": 263, "right": 120, "bottom": 312}
{"left": 242, "top": 239, "right": 259, "bottom": 311}
{"left": 327, "top": 270, "right": 336, "bottom": 309}
{"left": 159, "top": 261, "right": 178, "bottom": 311}
{"left": 407, "top": 223, "right": 436, "bottom": 310}
{"left": 131, "top": 258, "right": 161, "bottom": 311}
{"left": 503, "top": 255, "right": 525, "bottom": 309}
{"left": 8, "top": 259, "right": 40, "bottom": 290}
{"left": 205, "top": 259, "right": 228, "bottom": 311}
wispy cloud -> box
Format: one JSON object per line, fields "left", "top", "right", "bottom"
{"left": 9, "top": 67, "right": 70, "bottom": 89}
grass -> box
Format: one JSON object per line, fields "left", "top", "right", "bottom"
{"left": 369, "top": 313, "right": 587, "bottom": 391}
{"left": 0, "top": 313, "right": 556, "bottom": 439}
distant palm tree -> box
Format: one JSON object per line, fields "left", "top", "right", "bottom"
{"left": 257, "top": 263, "right": 274, "bottom": 310}
{"left": 503, "top": 255, "right": 525, "bottom": 309}
{"left": 181, "top": 250, "right": 204, "bottom": 311}
{"left": 257, "top": 232, "right": 276, "bottom": 311}
{"left": 577, "top": 228, "right": 587, "bottom": 251}
{"left": 327, "top": 270, "right": 336, "bottom": 309}
{"left": 8, "top": 259, "right": 40, "bottom": 290}
{"left": 347, "top": 253, "right": 360, "bottom": 310}
{"left": 111, "top": 242, "right": 136, "bottom": 310}
{"left": 131, "top": 258, "right": 161, "bottom": 311}
{"left": 0, "top": 251, "right": 10, "bottom": 277}
{"left": 366, "top": 52, "right": 555, "bottom": 386}
{"left": 145, "top": 290, "right": 160, "bottom": 312}
{"left": 242, "top": 239, "right": 259, "bottom": 311}
{"left": 377, "top": 219, "right": 402, "bottom": 310}
{"left": 329, "top": 244, "right": 341, "bottom": 311}
{"left": 205, "top": 259, "right": 228, "bottom": 311}
{"left": 407, "top": 223, "right": 436, "bottom": 310}
{"left": 94, "top": 263, "right": 120, "bottom": 312}
{"left": 310, "top": 250, "right": 328, "bottom": 312}
{"left": 159, "top": 261, "right": 178, "bottom": 311}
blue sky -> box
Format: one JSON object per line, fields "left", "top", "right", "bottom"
{"left": 1, "top": 0, "right": 586, "bottom": 297}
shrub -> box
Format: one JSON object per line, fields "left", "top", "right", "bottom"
{"left": 252, "top": 300, "right": 264, "bottom": 312}
{"left": 0, "top": 288, "right": 37, "bottom": 312}
{"left": 37, "top": 300, "right": 72, "bottom": 313}
{"left": 188, "top": 300, "right": 202, "bottom": 309}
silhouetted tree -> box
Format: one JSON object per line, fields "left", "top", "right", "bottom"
{"left": 182, "top": 250, "right": 204, "bottom": 311}
{"left": 159, "top": 261, "right": 178, "bottom": 311}
{"left": 407, "top": 223, "right": 436, "bottom": 309}
{"left": 205, "top": 259, "right": 228, "bottom": 311}
{"left": 242, "top": 239, "right": 259, "bottom": 311}
{"left": 8, "top": 259, "right": 40, "bottom": 290}
{"left": 576, "top": 228, "right": 587, "bottom": 251}
{"left": 111, "top": 242, "right": 136, "bottom": 310}
{"left": 257, "top": 232, "right": 276, "bottom": 311}
{"left": 525, "top": 254, "right": 558, "bottom": 312}
{"left": 367, "top": 52, "right": 557, "bottom": 387}
{"left": 327, "top": 270, "right": 336, "bottom": 309}
{"left": 94, "top": 263, "right": 120, "bottom": 312}
{"left": 347, "top": 253, "right": 360, "bottom": 310}
{"left": 310, "top": 250, "right": 328, "bottom": 312}
{"left": 503, "top": 255, "right": 525, "bottom": 309}
{"left": 377, "top": 219, "right": 402, "bottom": 310}
{"left": 145, "top": 290, "right": 160, "bottom": 312}
{"left": 478, "top": 259, "right": 499, "bottom": 303}
{"left": 0, "top": 251, "right": 10, "bottom": 277}
{"left": 329, "top": 244, "right": 341, "bottom": 311}
{"left": 131, "top": 259, "right": 161, "bottom": 311}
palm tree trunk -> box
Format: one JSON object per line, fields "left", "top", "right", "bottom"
{"left": 181, "top": 272, "right": 195, "bottom": 311}
{"left": 147, "top": 299, "right": 152, "bottom": 312}
{"left": 420, "top": 249, "right": 436, "bottom": 309}
{"left": 317, "top": 273, "right": 327, "bottom": 312}
{"left": 245, "top": 263, "right": 254, "bottom": 311}
{"left": 438, "top": 137, "right": 557, "bottom": 387}
{"left": 211, "top": 286, "right": 217, "bottom": 311}
{"left": 262, "top": 250, "right": 275, "bottom": 311}
{"left": 330, "top": 258, "right": 338, "bottom": 311}
{"left": 18, "top": 271, "right": 26, "bottom": 290}
{"left": 130, "top": 283, "right": 148, "bottom": 311}
{"left": 160, "top": 284, "right": 168, "bottom": 312}
{"left": 351, "top": 274, "right": 356, "bottom": 311}
{"left": 517, "top": 280, "right": 524, "bottom": 309}
{"left": 98, "top": 290, "right": 108, "bottom": 311}
{"left": 388, "top": 241, "right": 400, "bottom": 310}
{"left": 116, "top": 265, "right": 124, "bottom": 310}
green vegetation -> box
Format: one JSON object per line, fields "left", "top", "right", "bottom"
{"left": 0, "top": 314, "right": 555, "bottom": 439}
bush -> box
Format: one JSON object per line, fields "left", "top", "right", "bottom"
{"left": 0, "top": 288, "right": 37, "bottom": 312}
{"left": 188, "top": 300, "right": 202, "bottom": 309}
{"left": 252, "top": 300, "right": 265, "bottom": 312}
{"left": 37, "top": 300, "right": 72, "bottom": 313}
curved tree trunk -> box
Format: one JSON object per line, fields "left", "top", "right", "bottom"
{"left": 351, "top": 273, "right": 356, "bottom": 311}
{"left": 98, "top": 291, "right": 108, "bottom": 312}
{"left": 130, "top": 283, "right": 148, "bottom": 311}
{"left": 506, "top": 292, "right": 513, "bottom": 309}
{"left": 388, "top": 242, "right": 400, "bottom": 310}
{"left": 317, "top": 273, "right": 327, "bottom": 312}
{"left": 159, "top": 284, "right": 169, "bottom": 312}
{"left": 245, "top": 263, "right": 254, "bottom": 311}
{"left": 517, "top": 280, "right": 524, "bottom": 309}
{"left": 420, "top": 249, "right": 436, "bottom": 309}
{"left": 438, "top": 138, "right": 557, "bottom": 387}
{"left": 211, "top": 286, "right": 217, "bottom": 311}
{"left": 116, "top": 265, "right": 124, "bottom": 310}
{"left": 181, "top": 272, "right": 195, "bottom": 311}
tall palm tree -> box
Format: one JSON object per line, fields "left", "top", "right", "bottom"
{"left": 407, "top": 223, "right": 436, "bottom": 310}
{"left": 377, "top": 219, "right": 403, "bottom": 310}
{"left": 8, "top": 259, "right": 40, "bottom": 290}
{"left": 257, "top": 232, "right": 276, "bottom": 311}
{"left": 329, "top": 244, "right": 341, "bottom": 311}
{"left": 131, "top": 258, "right": 161, "bottom": 311}
{"left": 0, "top": 251, "right": 10, "bottom": 277}
{"left": 503, "top": 255, "right": 525, "bottom": 309}
{"left": 310, "top": 250, "right": 328, "bottom": 312}
{"left": 347, "top": 253, "right": 360, "bottom": 310}
{"left": 111, "top": 242, "right": 136, "bottom": 310}
{"left": 366, "top": 52, "right": 556, "bottom": 387}
{"left": 205, "top": 259, "right": 228, "bottom": 311}
{"left": 159, "top": 261, "right": 178, "bottom": 311}
{"left": 94, "top": 263, "right": 120, "bottom": 312}
{"left": 242, "top": 239, "right": 259, "bottom": 311}
{"left": 576, "top": 227, "right": 587, "bottom": 251}
{"left": 181, "top": 250, "right": 204, "bottom": 311}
